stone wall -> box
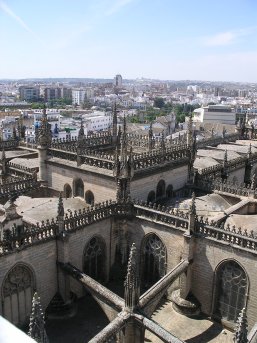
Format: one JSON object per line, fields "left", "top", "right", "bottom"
{"left": 131, "top": 165, "right": 188, "bottom": 201}
{"left": 191, "top": 237, "right": 257, "bottom": 329}
{"left": 125, "top": 217, "right": 185, "bottom": 293}
{"left": 46, "top": 162, "right": 117, "bottom": 202}
{"left": 0, "top": 240, "right": 57, "bottom": 315}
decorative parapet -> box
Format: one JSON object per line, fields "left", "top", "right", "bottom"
{"left": 133, "top": 145, "right": 189, "bottom": 170}
{"left": 134, "top": 200, "right": 189, "bottom": 231}
{"left": 196, "top": 132, "right": 240, "bottom": 149}
{"left": 7, "top": 161, "right": 38, "bottom": 175}
{"left": 51, "top": 132, "right": 113, "bottom": 152}
{"left": 2, "top": 197, "right": 257, "bottom": 257}
{"left": 195, "top": 179, "right": 256, "bottom": 198}
{"left": 197, "top": 149, "right": 257, "bottom": 178}
{"left": 0, "top": 139, "right": 19, "bottom": 150}
{"left": 48, "top": 149, "right": 77, "bottom": 161}
{"left": 0, "top": 200, "right": 127, "bottom": 256}
{"left": 195, "top": 216, "right": 257, "bottom": 252}
{"left": 0, "top": 175, "right": 40, "bottom": 199}
{"left": 0, "top": 219, "right": 57, "bottom": 255}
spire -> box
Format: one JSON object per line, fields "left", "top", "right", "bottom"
{"left": 78, "top": 118, "right": 84, "bottom": 138}
{"left": 58, "top": 193, "right": 64, "bottom": 217}
{"left": 160, "top": 130, "right": 165, "bottom": 151}
{"left": 251, "top": 173, "right": 256, "bottom": 190}
{"left": 233, "top": 308, "right": 248, "bottom": 343}
{"left": 148, "top": 122, "right": 155, "bottom": 151}
{"left": 1, "top": 147, "right": 6, "bottom": 161}
{"left": 221, "top": 150, "right": 228, "bottom": 181}
{"left": 13, "top": 125, "right": 17, "bottom": 139}
{"left": 223, "top": 149, "right": 228, "bottom": 167}
{"left": 247, "top": 143, "right": 252, "bottom": 159}
{"left": 189, "top": 192, "right": 196, "bottom": 215}
{"left": 187, "top": 112, "right": 193, "bottom": 146}
{"left": 28, "top": 292, "right": 49, "bottom": 343}
{"left": 124, "top": 243, "right": 139, "bottom": 311}
{"left": 112, "top": 102, "right": 118, "bottom": 138}
{"left": 57, "top": 193, "right": 64, "bottom": 233}
{"left": 222, "top": 126, "right": 227, "bottom": 138}
{"left": 38, "top": 105, "right": 52, "bottom": 147}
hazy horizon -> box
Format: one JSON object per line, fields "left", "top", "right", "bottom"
{"left": 1, "top": 0, "right": 257, "bottom": 82}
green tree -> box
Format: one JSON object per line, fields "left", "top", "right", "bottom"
{"left": 153, "top": 97, "right": 165, "bottom": 109}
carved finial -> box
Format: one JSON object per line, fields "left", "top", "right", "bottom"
{"left": 251, "top": 173, "right": 256, "bottom": 190}
{"left": 28, "top": 292, "right": 49, "bottom": 343}
{"left": 160, "top": 130, "right": 165, "bottom": 151}
{"left": 189, "top": 192, "right": 196, "bottom": 215}
{"left": 1, "top": 147, "right": 6, "bottom": 161}
{"left": 233, "top": 308, "right": 248, "bottom": 343}
{"left": 247, "top": 143, "right": 252, "bottom": 158}
{"left": 58, "top": 193, "right": 64, "bottom": 217}
{"left": 112, "top": 102, "right": 118, "bottom": 138}
{"left": 38, "top": 105, "right": 52, "bottom": 147}
{"left": 224, "top": 149, "right": 228, "bottom": 165}
{"left": 223, "top": 126, "right": 226, "bottom": 138}
{"left": 78, "top": 118, "right": 84, "bottom": 138}
{"left": 124, "top": 243, "right": 139, "bottom": 311}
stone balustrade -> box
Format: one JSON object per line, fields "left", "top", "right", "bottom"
{"left": 0, "top": 139, "right": 19, "bottom": 150}
{"left": 134, "top": 200, "right": 189, "bottom": 231}
{"left": 0, "top": 176, "right": 39, "bottom": 198}
{"left": 195, "top": 217, "right": 257, "bottom": 252}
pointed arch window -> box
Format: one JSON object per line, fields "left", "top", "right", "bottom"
{"left": 73, "top": 178, "right": 84, "bottom": 198}
{"left": 156, "top": 180, "right": 166, "bottom": 200}
{"left": 214, "top": 260, "right": 247, "bottom": 323}
{"left": 63, "top": 183, "right": 72, "bottom": 198}
{"left": 2, "top": 264, "right": 35, "bottom": 327}
{"left": 85, "top": 190, "right": 94, "bottom": 206}
{"left": 142, "top": 234, "right": 166, "bottom": 289}
{"left": 83, "top": 237, "right": 106, "bottom": 282}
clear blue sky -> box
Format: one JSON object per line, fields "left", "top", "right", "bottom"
{"left": 1, "top": 0, "right": 257, "bottom": 82}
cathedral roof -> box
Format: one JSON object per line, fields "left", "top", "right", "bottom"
{"left": 15, "top": 196, "right": 89, "bottom": 224}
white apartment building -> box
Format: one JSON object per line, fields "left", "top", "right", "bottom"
{"left": 193, "top": 105, "right": 235, "bottom": 125}
{"left": 72, "top": 89, "right": 86, "bottom": 106}
{"left": 83, "top": 111, "right": 112, "bottom": 133}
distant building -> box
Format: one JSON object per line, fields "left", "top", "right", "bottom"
{"left": 83, "top": 111, "right": 112, "bottom": 133}
{"left": 44, "top": 87, "right": 72, "bottom": 102}
{"left": 72, "top": 89, "right": 86, "bottom": 106}
{"left": 19, "top": 87, "right": 40, "bottom": 102}
{"left": 193, "top": 105, "right": 235, "bottom": 125}
{"left": 114, "top": 74, "right": 122, "bottom": 87}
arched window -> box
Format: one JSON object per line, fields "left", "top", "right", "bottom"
{"left": 141, "top": 234, "right": 166, "bottom": 289}
{"left": 73, "top": 178, "right": 84, "bottom": 198}
{"left": 2, "top": 264, "right": 35, "bottom": 327}
{"left": 147, "top": 190, "right": 155, "bottom": 203}
{"left": 156, "top": 180, "right": 166, "bottom": 200}
{"left": 85, "top": 190, "right": 94, "bottom": 206}
{"left": 214, "top": 260, "right": 247, "bottom": 324}
{"left": 166, "top": 184, "right": 173, "bottom": 198}
{"left": 83, "top": 236, "right": 106, "bottom": 282}
{"left": 63, "top": 184, "right": 72, "bottom": 198}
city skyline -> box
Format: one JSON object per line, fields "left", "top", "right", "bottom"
{"left": 1, "top": 0, "right": 257, "bottom": 82}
